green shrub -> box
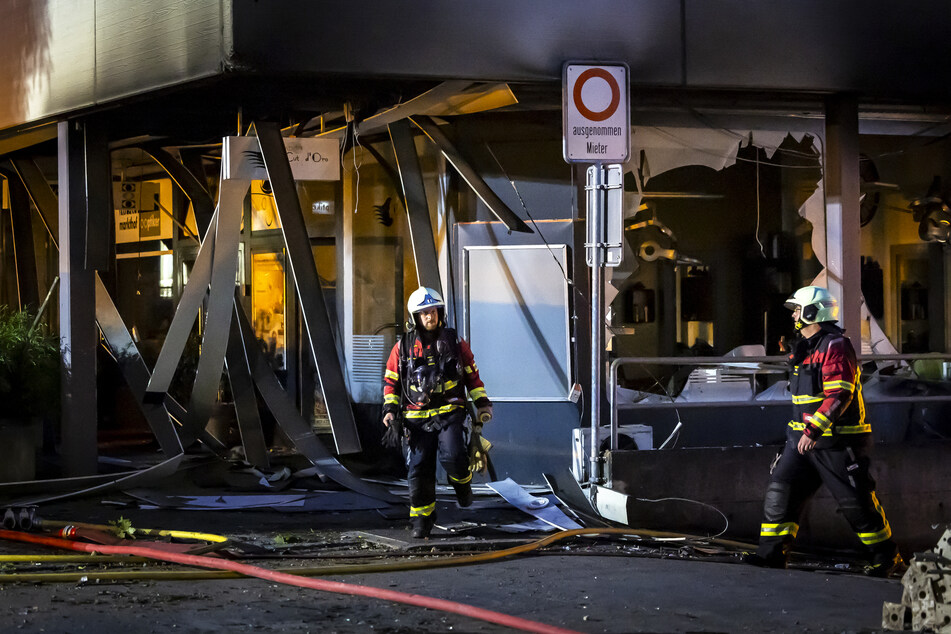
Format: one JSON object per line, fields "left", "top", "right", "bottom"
{"left": 0, "top": 306, "right": 60, "bottom": 422}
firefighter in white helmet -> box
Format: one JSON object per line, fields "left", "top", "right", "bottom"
{"left": 381, "top": 286, "right": 492, "bottom": 538}
{"left": 745, "top": 286, "right": 902, "bottom": 576}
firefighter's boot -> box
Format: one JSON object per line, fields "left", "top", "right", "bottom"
{"left": 453, "top": 482, "right": 473, "bottom": 508}
{"left": 865, "top": 543, "right": 904, "bottom": 578}
{"left": 412, "top": 512, "right": 436, "bottom": 539}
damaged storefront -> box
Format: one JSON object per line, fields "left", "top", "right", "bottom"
{"left": 0, "top": 1, "right": 949, "bottom": 566}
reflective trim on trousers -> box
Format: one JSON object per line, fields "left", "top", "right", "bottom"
{"left": 449, "top": 472, "right": 472, "bottom": 484}
{"left": 410, "top": 502, "right": 436, "bottom": 517}
{"left": 858, "top": 493, "right": 892, "bottom": 545}
{"left": 760, "top": 522, "right": 799, "bottom": 538}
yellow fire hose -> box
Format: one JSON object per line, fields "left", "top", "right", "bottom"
{"left": 0, "top": 527, "right": 753, "bottom": 583}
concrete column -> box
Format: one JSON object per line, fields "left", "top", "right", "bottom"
{"left": 823, "top": 95, "right": 862, "bottom": 343}
{"left": 57, "top": 120, "right": 98, "bottom": 476}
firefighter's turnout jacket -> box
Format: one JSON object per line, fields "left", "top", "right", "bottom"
{"left": 787, "top": 323, "right": 871, "bottom": 444}
{"left": 383, "top": 326, "right": 490, "bottom": 423}
{"left": 753, "top": 323, "right": 895, "bottom": 565}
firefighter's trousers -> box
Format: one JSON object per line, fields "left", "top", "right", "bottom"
{"left": 756, "top": 429, "right": 895, "bottom": 563}
{"left": 405, "top": 410, "right": 470, "bottom": 519}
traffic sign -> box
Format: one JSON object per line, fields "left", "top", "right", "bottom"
{"left": 563, "top": 62, "right": 630, "bottom": 163}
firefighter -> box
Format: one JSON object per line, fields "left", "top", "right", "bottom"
{"left": 745, "top": 286, "right": 902, "bottom": 576}
{"left": 381, "top": 286, "right": 492, "bottom": 538}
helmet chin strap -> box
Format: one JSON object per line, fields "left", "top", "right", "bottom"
{"left": 794, "top": 319, "right": 805, "bottom": 331}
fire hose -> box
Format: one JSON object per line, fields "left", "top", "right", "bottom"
{"left": 0, "top": 528, "right": 581, "bottom": 634}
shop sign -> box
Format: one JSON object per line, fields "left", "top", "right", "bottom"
{"left": 223, "top": 136, "right": 340, "bottom": 181}
{"left": 563, "top": 62, "right": 630, "bottom": 163}
{"left": 114, "top": 180, "right": 173, "bottom": 244}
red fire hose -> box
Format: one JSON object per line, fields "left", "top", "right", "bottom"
{"left": 0, "top": 529, "right": 580, "bottom": 634}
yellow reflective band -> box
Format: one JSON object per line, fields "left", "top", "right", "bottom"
{"left": 811, "top": 411, "right": 833, "bottom": 432}
{"left": 857, "top": 492, "right": 892, "bottom": 545}
{"left": 465, "top": 365, "right": 475, "bottom": 374}
{"left": 823, "top": 380, "right": 854, "bottom": 391}
{"left": 760, "top": 522, "right": 799, "bottom": 538}
{"left": 792, "top": 394, "right": 823, "bottom": 404}
{"left": 443, "top": 380, "right": 458, "bottom": 391}
{"left": 449, "top": 472, "right": 472, "bottom": 484}
{"left": 837, "top": 423, "right": 872, "bottom": 434}
{"left": 402, "top": 404, "right": 463, "bottom": 418}
{"left": 788, "top": 419, "right": 871, "bottom": 436}
{"left": 858, "top": 527, "right": 892, "bottom": 545}
{"left": 385, "top": 369, "right": 399, "bottom": 380}
{"left": 469, "top": 387, "right": 487, "bottom": 400}
{"left": 384, "top": 394, "right": 400, "bottom": 405}
{"left": 410, "top": 503, "right": 435, "bottom": 517}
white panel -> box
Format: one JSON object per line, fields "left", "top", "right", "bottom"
{"left": 465, "top": 245, "right": 571, "bottom": 401}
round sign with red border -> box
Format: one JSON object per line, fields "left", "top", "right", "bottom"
{"left": 563, "top": 63, "right": 630, "bottom": 163}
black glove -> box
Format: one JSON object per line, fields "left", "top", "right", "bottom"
{"left": 382, "top": 417, "right": 404, "bottom": 448}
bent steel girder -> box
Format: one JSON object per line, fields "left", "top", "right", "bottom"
{"left": 184, "top": 178, "right": 246, "bottom": 437}
{"left": 225, "top": 298, "right": 269, "bottom": 468}
{"left": 318, "top": 80, "right": 474, "bottom": 140}
{"left": 234, "top": 308, "right": 400, "bottom": 502}
{"left": 95, "top": 277, "right": 183, "bottom": 456}
{"left": 9, "top": 157, "right": 182, "bottom": 458}
{"left": 146, "top": 207, "right": 216, "bottom": 395}
{"left": 9, "top": 158, "right": 60, "bottom": 247}
{"left": 410, "top": 116, "right": 532, "bottom": 234}
{"left": 140, "top": 143, "right": 215, "bottom": 232}
{"left": 143, "top": 144, "right": 268, "bottom": 467}
{"left": 256, "top": 122, "right": 361, "bottom": 455}
{"left": 388, "top": 119, "right": 442, "bottom": 290}
{"left": 1, "top": 169, "right": 39, "bottom": 309}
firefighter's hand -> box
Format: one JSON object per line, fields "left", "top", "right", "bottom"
{"left": 476, "top": 406, "right": 493, "bottom": 424}
{"left": 797, "top": 433, "right": 816, "bottom": 455}
{"left": 383, "top": 411, "right": 395, "bottom": 427}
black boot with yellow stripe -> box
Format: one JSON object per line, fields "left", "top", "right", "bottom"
{"left": 411, "top": 511, "right": 436, "bottom": 538}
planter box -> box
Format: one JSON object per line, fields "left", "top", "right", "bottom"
{"left": 0, "top": 419, "right": 39, "bottom": 482}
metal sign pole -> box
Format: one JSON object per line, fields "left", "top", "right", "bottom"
{"left": 587, "top": 164, "right": 605, "bottom": 487}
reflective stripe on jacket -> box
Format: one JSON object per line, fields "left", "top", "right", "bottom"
{"left": 382, "top": 326, "right": 490, "bottom": 418}
{"left": 788, "top": 326, "right": 870, "bottom": 439}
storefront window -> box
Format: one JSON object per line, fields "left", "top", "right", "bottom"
{"left": 251, "top": 251, "right": 286, "bottom": 371}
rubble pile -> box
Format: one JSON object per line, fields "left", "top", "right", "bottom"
{"left": 883, "top": 527, "right": 951, "bottom": 632}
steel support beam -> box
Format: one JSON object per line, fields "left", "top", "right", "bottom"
{"left": 57, "top": 120, "right": 98, "bottom": 476}
{"left": 824, "top": 95, "right": 862, "bottom": 341}
{"left": 388, "top": 119, "right": 441, "bottom": 290}
{"left": 256, "top": 121, "right": 361, "bottom": 454}
{"left": 82, "top": 120, "right": 112, "bottom": 272}
{"left": 410, "top": 116, "right": 533, "bottom": 234}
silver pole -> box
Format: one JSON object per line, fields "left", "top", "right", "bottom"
{"left": 588, "top": 165, "right": 605, "bottom": 487}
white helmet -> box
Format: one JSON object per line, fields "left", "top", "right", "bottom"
{"left": 407, "top": 286, "right": 445, "bottom": 325}
{"left": 784, "top": 286, "right": 839, "bottom": 324}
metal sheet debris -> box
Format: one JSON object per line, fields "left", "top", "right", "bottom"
{"left": 124, "top": 489, "right": 390, "bottom": 512}
{"left": 543, "top": 470, "right": 611, "bottom": 527}
{"left": 486, "top": 478, "right": 582, "bottom": 531}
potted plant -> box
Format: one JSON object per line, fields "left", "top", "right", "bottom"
{"left": 0, "top": 306, "right": 60, "bottom": 481}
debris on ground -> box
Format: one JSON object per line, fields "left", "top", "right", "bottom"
{"left": 883, "top": 526, "right": 951, "bottom": 631}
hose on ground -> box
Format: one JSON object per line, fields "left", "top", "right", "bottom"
{"left": 0, "top": 529, "right": 580, "bottom": 634}
{"left": 0, "top": 526, "right": 753, "bottom": 581}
